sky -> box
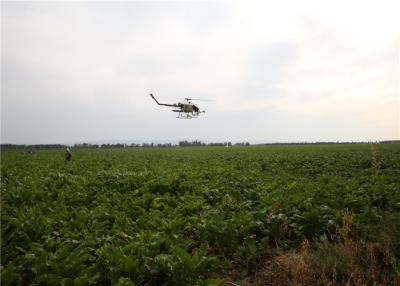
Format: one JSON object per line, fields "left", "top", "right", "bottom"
{"left": 1, "top": 0, "right": 399, "bottom": 144}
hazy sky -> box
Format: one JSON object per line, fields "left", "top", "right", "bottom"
{"left": 1, "top": 1, "right": 399, "bottom": 144}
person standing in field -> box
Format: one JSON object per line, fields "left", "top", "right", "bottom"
{"left": 65, "top": 148, "right": 72, "bottom": 162}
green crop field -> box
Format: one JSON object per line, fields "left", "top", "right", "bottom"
{"left": 2, "top": 144, "right": 400, "bottom": 285}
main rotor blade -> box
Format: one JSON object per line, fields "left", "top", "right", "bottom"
{"left": 184, "top": 98, "right": 215, "bottom": 102}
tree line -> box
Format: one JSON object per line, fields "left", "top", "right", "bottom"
{"left": 0, "top": 142, "right": 245, "bottom": 150}
{"left": 1, "top": 140, "right": 398, "bottom": 150}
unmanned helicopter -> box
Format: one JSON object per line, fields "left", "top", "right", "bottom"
{"left": 150, "top": 93, "right": 207, "bottom": 119}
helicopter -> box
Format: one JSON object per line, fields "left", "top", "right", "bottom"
{"left": 150, "top": 93, "right": 206, "bottom": 119}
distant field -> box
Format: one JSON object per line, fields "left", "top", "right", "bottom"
{"left": 2, "top": 144, "right": 400, "bottom": 285}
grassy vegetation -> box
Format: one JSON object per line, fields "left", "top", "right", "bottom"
{"left": 1, "top": 144, "right": 400, "bottom": 285}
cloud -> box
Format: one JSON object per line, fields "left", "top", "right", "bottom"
{"left": 1, "top": 1, "right": 399, "bottom": 143}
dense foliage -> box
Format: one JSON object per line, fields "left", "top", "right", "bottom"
{"left": 1, "top": 144, "right": 400, "bottom": 285}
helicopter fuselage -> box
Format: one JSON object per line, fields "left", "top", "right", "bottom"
{"left": 181, "top": 104, "right": 197, "bottom": 113}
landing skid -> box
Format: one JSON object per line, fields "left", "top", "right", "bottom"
{"left": 177, "top": 113, "right": 199, "bottom": 119}
{"left": 172, "top": 110, "right": 205, "bottom": 119}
